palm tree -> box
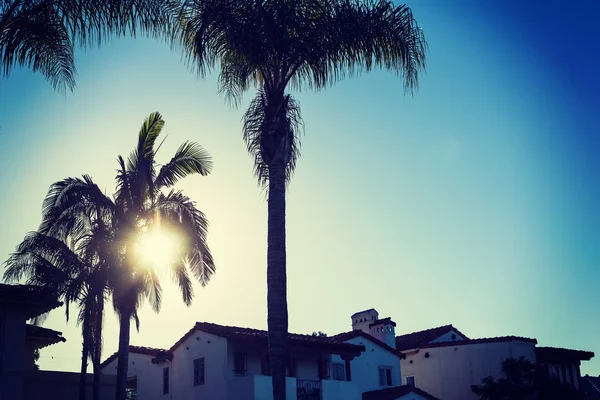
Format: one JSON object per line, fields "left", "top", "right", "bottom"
{"left": 34, "top": 112, "right": 215, "bottom": 400}
{"left": 3, "top": 229, "right": 107, "bottom": 400}
{"left": 0, "top": 0, "right": 178, "bottom": 93}
{"left": 176, "top": 1, "right": 427, "bottom": 398}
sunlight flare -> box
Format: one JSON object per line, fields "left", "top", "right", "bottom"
{"left": 137, "top": 227, "right": 181, "bottom": 271}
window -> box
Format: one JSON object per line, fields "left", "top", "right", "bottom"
{"left": 332, "top": 363, "right": 345, "bottom": 381}
{"left": 162, "top": 367, "right": 169, "bottom": 394}
{"left": 378, "top": 367, "right": 393, "bottom": 387}
{"left": 406, "top": 376, "right": 416, "bottom": 388}
{"left": 125, "top": 377, "right": 137, "bottom": 400}
{"left": 234, "top": 352, "right": 247, "bottom": 376}
{"left": 194, "top": 358, "right": 205, "bottom": 385}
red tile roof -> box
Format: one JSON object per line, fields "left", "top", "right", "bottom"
{"left": 170, "top": 322, "right": 365, "bottom": 356}
{"left": 26, "top": 324, "right": 66, "bottom": 349}
{"left": 395, "top": 325, "right": 469, "bottom": 351}
{"left": 369, "top": 317, "right": 397, "bottom": 328}
{"left": 0, "top": 284, "right": 62, "bottom": 319}
{"left": 418, "top": 336, "right": 537, "bottom": 349}
{"left": 331, "top": 330, "right": 405, "bottom": 359}
{"left": 100, "top": 346, "right": 170, "bottom": 369}
{"left": 536, "top": 346, "right": 594, "bottom": 362}
{"left": 362, "top": 385, "right": 441, "bottom": 400}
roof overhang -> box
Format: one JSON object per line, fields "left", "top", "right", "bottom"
{"left": 26, "top": 324, "right": 66, "bottom": 349}
{"left": 0, "top": 284, "right": 62, "bottom": 319}
{"left": 536, "top": 347, "right": 594, "bottom": 363}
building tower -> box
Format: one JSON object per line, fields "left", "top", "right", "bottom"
{"left": 351, "top": 308, "right": 397, "bottom": 349}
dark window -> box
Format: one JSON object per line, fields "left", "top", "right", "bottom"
{"left": 378, "top": 367, "right": 393, "bottom": 387}
{"left": 406, "top": 376, "right": 416, "bottom": 388}
{"left": 163, "top": 367, "right": 169, "bottom": 394}
{"left": 126, "top": 377, "right": 137, "bottom": 400}
{"left": 332, "top": 363, "right": 345, "bottom": 381}
{"left": 234, "top": 352, "right": 247, "bottom": 376}
{"left": 194, "top": 358, "right": 205, "bottom": 385}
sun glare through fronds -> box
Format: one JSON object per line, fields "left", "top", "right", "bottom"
{"left": 137, "top": 227, "right": 181, "bottom": 272}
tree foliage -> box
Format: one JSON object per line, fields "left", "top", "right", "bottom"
{"left": 472, "top": 357, "right": 583, "bottom": 400}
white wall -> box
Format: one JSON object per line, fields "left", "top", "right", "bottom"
{"left": 254, "top": 375, "right": 297, "bottom": 400}
{"left": 101, "top": 352, "right": 164, "bottom": 400}
{"left": 294, "top": 354, "right": 319, "bottom": 381}
{"left": 429, "top": 329, "right": 467, "bottom": 344}
{"left": 400, "top": 340, "right": 537, "bottom": 400}
{"left": 321, "top": 379, "right": 361, "bottom": 400}
{"left": 170, "top": 331, "right": 229, "bottom": 400}
{"left": 333, "top": 336, "right": 402, "bottom": 393}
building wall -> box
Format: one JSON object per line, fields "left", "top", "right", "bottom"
{"left": 333, "top": 336, "right": 402, "bottom": 394}
{"left": 321, "top": 379, "right": 361, "bottom": 400}
{"left": 170, "top": 331, "right": 229, "bottom": 400}
{"left": 429, "top": 329, "right": 467, "bottom": 344}
{"left": 295, "top": 355, "right": 319, "bottom": 381}
{"left": 0, "top": 310, "right": 27, "bottom": 400}
{"left": 101, "top": 352, "right": 164, "bottom": 400}
{"left": 254, "top": 375, "right": 297, "bottom": 400}
{"left": 547, "top": 362, "right": 581, "bottom": 390}
{"left": 23, "top": 370, "right": 116, "bottom": 400}
{"left": 400, "top": 340, "right": 537, "bottom": 400}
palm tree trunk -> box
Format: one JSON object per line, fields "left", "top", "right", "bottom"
{"left": 267, "top": 162, "right": 289, "bottom": 400}
{"left": 79, "top": 330, "right": 89, "bottom": 400}
{"left": 92, "top": 297, "right": 104, "bottom": 400}
{"left": 114, "top": 310, "right": 131, "bottom": 400}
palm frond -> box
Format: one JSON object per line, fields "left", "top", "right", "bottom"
{"left": 154, "top": 141, "right": 213, "bottom": 190}
{"left": 3, "top": 231, "right": 86, "bottom": 286}
{"left": 170, "top": 260, "right": 193, "bottom": 306}
{"left": 155, "top": 190, "right": 215, "bottom": 286}
{"left": 40, "top": 175, "right": 115, "bottom": 238}
{"left": 1, "top": 1, "right": 75, "bottom": 92}
{"left": 242, "top": 90, "right": 303, "bottom": 187}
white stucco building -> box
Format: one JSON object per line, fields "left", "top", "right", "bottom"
{"left": 100, "top": 311, "right": 438, "bottom": 400}
{"left": 395, "top": 323, "right": 594, "bottom": 400}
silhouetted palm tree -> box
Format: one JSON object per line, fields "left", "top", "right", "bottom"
{"left": 0, "top": 0, "right": 177, "bottom": 92}
{"left": 4, "top": 229, "right": 107, "bottom": 400}
{"left": 32, "top": 112, "right": 215, "bottom": 400}
{"left": 177, "top": 1, "right": 427, "bottom": 398}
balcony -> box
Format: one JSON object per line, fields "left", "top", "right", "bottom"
{"left": 251, "top": 375, "right": 361, "bottom": 400}
{"left": 297, "top": 379, "right": 320, "bottom": 400}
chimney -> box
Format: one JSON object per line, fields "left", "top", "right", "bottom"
{"left": 369, "top": 317, "right": 397, "bottom": 349}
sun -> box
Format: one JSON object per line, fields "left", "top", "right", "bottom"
{"left": 137, "top": 227, "right": 181, "bottom": 271}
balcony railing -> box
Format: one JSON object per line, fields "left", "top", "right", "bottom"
{"left": 297, "top": 379, "right": 321, "bottom": 400}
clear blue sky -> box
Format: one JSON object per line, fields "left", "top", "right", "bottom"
{"left": 0, "top": 1, "right": 598, "bottom": 375}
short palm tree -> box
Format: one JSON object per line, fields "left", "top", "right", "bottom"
{"left": 4, "top": 228, "right": 107, "bottom": 400}
{"left": 0, "top": 0, "right": 177, "bottom": 92}
{"left": 34, "top": 112, "right": 215, "bottom": 400}
{"left": 177, "top": 1, "right": 427, "bottom": 398}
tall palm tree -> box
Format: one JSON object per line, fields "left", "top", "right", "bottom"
{"left": 35, "top": 112, "right": 215, "bottom": 400}
{"left": 177, "top": 1, "right": 427, "bottom": 398}
{"left": 0, "top": 0, "right": 178, "bottom": 92}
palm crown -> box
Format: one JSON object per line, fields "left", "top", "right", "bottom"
{"left": 179, "top": 0, "right": 427, "bottom": 183}
{"left": 4, "top": 112, "right": 215, "bottom": 400}
{"left": 1, "top": 0, "right": 178, "bottom": 92}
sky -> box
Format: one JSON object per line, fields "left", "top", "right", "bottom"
{"left": 1, "top": 0, "right": 599, "bottom": 376}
